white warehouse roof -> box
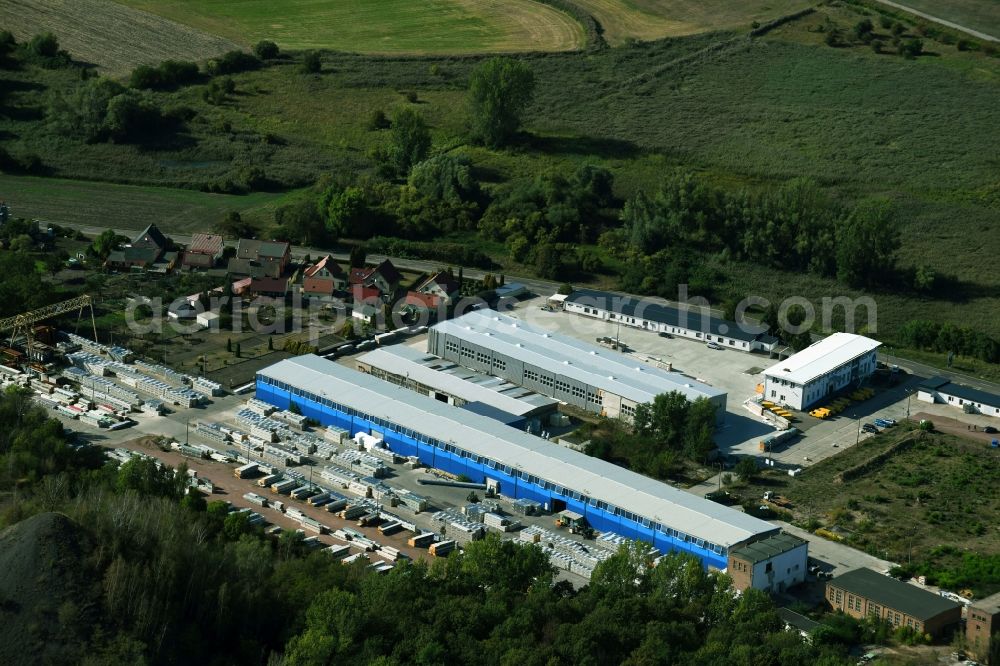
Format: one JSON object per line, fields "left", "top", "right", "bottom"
{"left": 257, "top": 355, "right": 775, "bottom": 549}
{"left": 356, "top": 344, "right": 558, "bottom": 417}
{"left": 764, "top": 333, "right": 881, "bottom": 385}
{"left": 431, "top": 310, "right": 725, "bottom": 406}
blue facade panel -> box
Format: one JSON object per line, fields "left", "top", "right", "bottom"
{"left": 255, "top": 379, "right": 728, "bottom": 569}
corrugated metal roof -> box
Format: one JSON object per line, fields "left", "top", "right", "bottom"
{"left": 356, "top": 345, "right": 558, "bottom": 417}
{"left": 431, "top": 310, "right": 724, "bottom": 405}
{"left": 257, "top": 355, "right": 775, "bottom": 548}
{"left": 764, "top": 333, "right": 881, "bottom": 385}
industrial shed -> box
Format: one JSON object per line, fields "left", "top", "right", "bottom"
{"left": 256, "top": 355, "right": 779, "bottom": 569}
{"left": 355, "top": 344, "right": 558, "bottom": 421}
{"left": 763, "top": 333, "right": 881, "bottom": 411}
{"left": 428, "top": 310, "right": 727, "bottom": 423}
{"left": 564, "top": 288, "right": 779, "bottom": 353}
{"left": 917, "top": 376, "right": 999, "bottom": 418}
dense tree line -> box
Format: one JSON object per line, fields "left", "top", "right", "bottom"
{"left": 897, "top": 319, "right": 1000, "bottom": 363}
{"left": 47, "top": 78, "right": 178, "bottom": 144}
{"left": 613, "top": 172, "right": 901, "bottom": 289}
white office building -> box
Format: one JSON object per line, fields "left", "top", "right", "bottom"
{"left": 763, "top": 333, "right": 881, "bottom": 410}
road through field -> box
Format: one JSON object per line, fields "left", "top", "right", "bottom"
{"left": 871, "top": 0, "right": 999, "bottom": 42}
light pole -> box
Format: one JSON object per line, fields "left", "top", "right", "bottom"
{"left": 717, "top": 462, "right": 723, "bottom": 491}
{"left": 855, "top": 418, "right": 862, "bottom": 446}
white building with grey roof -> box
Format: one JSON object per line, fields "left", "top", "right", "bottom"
{"left": 427, "top": 310, "right": 727, "bottom": 422}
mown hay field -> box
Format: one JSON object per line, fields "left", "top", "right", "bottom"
{"left": 571, "top": 0, "right": 811, "bottom": 44}
{"left": 0, "top": 0, "right": 239, "bottom": 75}
{"left": 115, "top": 0, "right": 585, "bottom": 53}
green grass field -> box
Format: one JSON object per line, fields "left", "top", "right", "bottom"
{"left": 0, "top": 175, "right": 284, "bottom": 233}
{"left": 115, "top": 0, "right": 584, "bottom": 53}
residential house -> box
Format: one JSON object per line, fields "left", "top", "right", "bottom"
{"left": 352, "top": 302, "right": 381, "bottom": 327}
{"left": 182, "top": 233, "right": 225, "bottom": 269}
{"left": 402, "top": 291, "right": 444, "bottom": 320}
{"left": 106, "top": 224, "right": 169, "bottom": 271}
{"left": 348, "top": 259, "right": 402, "bottom": 300}
{"left": 413, "top": 270, "right": 461, "bottom": 306}
{"left": 228, "top": 239, "right": 290, "bottom": 278}
{"left": 248, "top": 277, "right": 289, "bottom": 299}
{"left": 825, "top": 568, "right": 961, "bottom": 638}
{"left": 303, "top": 255, "right": 347, "bottom": 297}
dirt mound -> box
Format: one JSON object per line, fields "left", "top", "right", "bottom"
{"left": 0, "top": 512, "right": 99, "bottom": 666}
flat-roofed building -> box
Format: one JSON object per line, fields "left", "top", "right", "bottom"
{"left": 355, "top": 344, "right": 558, "bottom": 421}
{"left": 918, "top": 376, "right": 1000, "bottom": 418}
{"left": 565, "top": 288, "right": 779, "bottom": 353}
{"left": 428, "top": 310, "right": 727, "bottom": 423}
{"left": 727, "top": 532, "right": 808, "bottom": 594}
{"left": 763, "top": 333, "right": 881, "bottom": 410}
{"left": 825, "top": 568, "right": 961, "bottom": 638}
{"left": 255, "top": 354, "right": 781, "bottom": 569}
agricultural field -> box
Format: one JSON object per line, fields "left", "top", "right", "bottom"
{"left": 0, "top": 0, "right": 238, "bottom": 75}
{"left": 571, "top": 0, "right": 811, "bottom": 44}
{"left": 734, "top": 425, "right": 1000, "bottom": 594}
{"left": 886, "top": 0, "right": 1000, "bottom": 39}
{"left": 114, "top": 0, "right": 585, "bottom": 53}
{"left": 0, "top": 175, "right": 284, "bottom": 234}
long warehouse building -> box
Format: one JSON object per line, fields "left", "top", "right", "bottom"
{"left": 255, "top": 354, "right": 779, "bottom": 569}
{"left": 428, "top": 310, "right": 727, "bottom": 423}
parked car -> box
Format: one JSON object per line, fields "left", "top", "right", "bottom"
{"left": 983, "top": 425, "right": 998, "bottom": 434}
{"left": 706, "top": 341, "right": 722, "bottom": 350}
{"left": 862, "top": 423, "right": 879, "bottom": 434}
{"left": 658, "top": 331, "right": 673, "bottom": 338}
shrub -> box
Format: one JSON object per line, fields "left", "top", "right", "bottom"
{"left": 252, "top": 40, "right": 279, "bottom": 60}
{"left": 366, "top": 109, "right": 390, "bottom": 131}
{"left": 206, "top": 50, "right": 259, "bottom": 76}
{"left": 300, "top": 51, "right": 321, "bottom": 74}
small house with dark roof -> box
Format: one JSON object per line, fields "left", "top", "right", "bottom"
{"left": 348, "top": 259, "right": 402, "bottom": 299}
{"left": 247, "top": 276, "right": 289, "bottom": 299}
{"left": 183, "top": 233, "right": 225, "bottom": 269}
{"left": 303, "top": 255, "right": 346, "bottom": 296}
{"left": 414, "top": 271, "right": 461, "bottom": 305}
{"left": 106, "top": 223, "right": 170, "bottom": 271}
{"left": 825, "top": 568, "right": 961, "bottom": 637}
{"left": 918, "top": 376, "right": 1000, "bottom": 418}
{"left": 727, "top": 532, "right": 808, "bottom": 594}
{"left": 228, "top": 239, "right": 290, "bottom": 278}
